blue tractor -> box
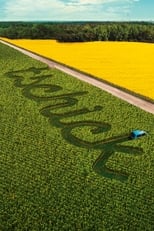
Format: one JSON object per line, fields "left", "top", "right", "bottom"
{"left": 130, "top": 130, "right": 147, "bottom": 139}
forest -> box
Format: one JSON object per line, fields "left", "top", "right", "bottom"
{"left": 0, "top": 21, "right": 154, "bottom": 42}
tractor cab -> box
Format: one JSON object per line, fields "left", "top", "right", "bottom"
{"left": 130, "top": 130, "right": 147, "bottom": 139}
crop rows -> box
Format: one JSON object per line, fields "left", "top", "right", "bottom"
{"left": 0, "top": 43, "right": 154, "bottom": 230}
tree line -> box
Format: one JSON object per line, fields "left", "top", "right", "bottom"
{"left": 0, "top": 21, "right": 154, "bottom": 42}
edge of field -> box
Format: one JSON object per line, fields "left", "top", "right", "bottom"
{"left": 1, "top": 38, "right": 154, "bottom": 104}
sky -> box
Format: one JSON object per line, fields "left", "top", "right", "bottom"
{"left": 0, "top": 0, "right": 153, "bottom": 21}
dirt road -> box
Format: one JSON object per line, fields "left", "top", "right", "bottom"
{"left": 1, "top": 39, "right": 154, "bottom": 114}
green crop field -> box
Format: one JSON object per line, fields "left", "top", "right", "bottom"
{"left": 0, "top": 42, "right": 154, "bottom": 231}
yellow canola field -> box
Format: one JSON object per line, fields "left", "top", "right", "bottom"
{"left": 2, "top": 38, "right": 154, "bottom": 99}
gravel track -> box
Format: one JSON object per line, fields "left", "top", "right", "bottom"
{"left": 1, "top": 39, "right": 154, "bottom": 114}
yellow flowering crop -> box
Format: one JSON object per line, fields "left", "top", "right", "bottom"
{"left": 2, "top": 38, "right": 154, "bottom": 99}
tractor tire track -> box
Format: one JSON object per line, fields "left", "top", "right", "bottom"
{"left": 1, "top": 39, "right": 154, "bottom": 114}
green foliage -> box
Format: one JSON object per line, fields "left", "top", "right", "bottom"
{"left": 0, "top": 43, "right": 154, "bottom": 230}
{"left": 0, "top": 21, "right": 154, "bottom": 42}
